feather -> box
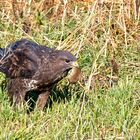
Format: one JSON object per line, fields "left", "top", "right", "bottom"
{"left": 0, "top": 39, "right": 80, "bottom": 110}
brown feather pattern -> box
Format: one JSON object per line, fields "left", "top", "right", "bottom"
{"left": 0, "top": 39, "right": 79, "bottom": 110}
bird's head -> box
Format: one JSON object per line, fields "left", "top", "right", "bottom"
{"left": 51, "top": 50, "right": 81, "bottom": 84}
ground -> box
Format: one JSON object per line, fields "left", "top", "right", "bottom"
{"left": 0, "top": 1, "right": 140, "bottom": 139}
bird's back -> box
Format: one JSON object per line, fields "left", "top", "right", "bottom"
{"left": 0, "top": 39, "right": 42, "bottom": 78}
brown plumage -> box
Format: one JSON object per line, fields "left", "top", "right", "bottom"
{"left": 0, "top": 39, "right": 80, "bottom": 110}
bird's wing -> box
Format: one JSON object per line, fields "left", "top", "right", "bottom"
{"left": 0, "top": 41, "right": 39, "bottom": 78}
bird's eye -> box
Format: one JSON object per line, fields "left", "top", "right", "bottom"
{"left": 65, "top": 59, "right": 70, "bottom": 63}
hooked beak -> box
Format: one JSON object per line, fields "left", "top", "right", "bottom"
{"left": 68, "top": 61, "right": 79, "bottom": 68}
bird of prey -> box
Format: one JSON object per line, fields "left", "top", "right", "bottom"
{"left": 0, "top": 39, "right": 80, "bottom": 110}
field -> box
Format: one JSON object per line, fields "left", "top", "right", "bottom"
{"left": 0, "top": 0, "right": 140, "bottom": 139}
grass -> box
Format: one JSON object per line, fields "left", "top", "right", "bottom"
{"left": 0, "top": 0, "right": 140, "bottom": 139}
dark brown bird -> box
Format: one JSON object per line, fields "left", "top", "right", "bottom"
{"left": 0, "top": 39, "right": 80, "bottom": 110}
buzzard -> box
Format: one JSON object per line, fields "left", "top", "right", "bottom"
{"left": 0, "top": 39, "right": 80, "bottom": 110}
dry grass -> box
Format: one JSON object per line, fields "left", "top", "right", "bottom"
{"left": 0, "top": 0, "right": 140, "bottom": 139}
{"left": 0, "top": 0, "right": 140, "bottom": 90}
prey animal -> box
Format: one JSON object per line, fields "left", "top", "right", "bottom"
{"left": 0, "top": 39, "right": 80, "bottom": 110}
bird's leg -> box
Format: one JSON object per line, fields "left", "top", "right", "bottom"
{"left": 36, "top": 91, "right": 50, "bottom": 110}
{"left": 11, "top": 91, "right": 26, "bottom": 107}
{"left": 14, "top": 92, "right": 26, "bottom": 104}
{"left": 7, "top": 79, "right": 28, "bottom": 108}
